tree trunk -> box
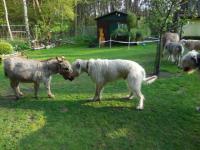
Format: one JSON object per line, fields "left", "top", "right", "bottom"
{"left": 74, "top": 1, "right": 78, "bottom": 36}
{"left": 2, "top": 0, "right": 13, "bottom": 41}
{"left": 23, "top": 0, "right": 31, "bottom": 46}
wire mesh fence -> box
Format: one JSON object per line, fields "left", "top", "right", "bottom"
{"left": 99, "top": 37, "right": 160, "bottom": 75}
{"left": 0, "top": 25, "right": 27, "bottom": 40}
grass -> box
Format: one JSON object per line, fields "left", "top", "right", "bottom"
{"left": 0, "top": 44, "right": 199, "bottom": 150}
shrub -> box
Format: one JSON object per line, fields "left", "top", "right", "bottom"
{"left": 130, "top": 24, "right": 151, "bottom": 41}
{"left": 127, "top": 12, "right": 138, "bottom": 31}
{"left": 74, "top": 35, "right": 97, "bottom": 47}
{"left": 88, "top": 37, "right": 98, "bottom": 48}
{"left": 111, "top": 28, "right": 129, "bottom": 39}
{"left": 111, "top": 14, "right": 151, "bottom": 42}
{"left": 0, "top": 41, "right": 13, "bottom": 55}
{"left": 8, "top": 40, "right": 29, "bottom": 51}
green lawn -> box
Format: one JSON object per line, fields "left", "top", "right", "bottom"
{"left": 0, "top": 44, "right": 199, "bottom": 150}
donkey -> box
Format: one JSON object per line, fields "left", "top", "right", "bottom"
{"left": 4, "top": 56, "right": 73, "bottom": 99}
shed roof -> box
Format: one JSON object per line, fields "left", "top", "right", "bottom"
{"left": 95, "top": 11, "right": 128, "bottom": 21}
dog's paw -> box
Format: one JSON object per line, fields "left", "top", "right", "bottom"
{"left": 48, "top": 94, "right": 55, "bottom": 99}
{"left": 15, "top": 96, "right": 20, "bottom": 101}
{"left": 92, "top": 97, "right": 100, "bottom": 102}
{"left": 123, "top": 95, "right": 134, "bottom": 100}
{"left": 196, "top": 106, "right": 200, "bottom": 112}
{"left": 19, "top": 92, "right": 24, "bottom": 96}
{"left": 136, "top": 105, "right": 144, "bottom": 110}
{"left": 34, "top": 96, "right": 39, "bottom": 99}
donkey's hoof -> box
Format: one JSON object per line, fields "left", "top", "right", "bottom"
{"left": 48, "top": 94, "right": 55, "bottom": 99}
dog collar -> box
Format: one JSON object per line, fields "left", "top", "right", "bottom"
{"left": 86, "top": 61, "right": 89, "bottom": 74}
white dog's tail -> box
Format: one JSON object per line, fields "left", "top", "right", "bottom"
{"left": 143, "top": 75, "right": 158, "bottom": 84}
{"left": 142, "top": 69, "right": 157, "bottom": 84}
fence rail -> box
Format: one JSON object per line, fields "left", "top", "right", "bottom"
{"left": 99, "top": 37, "right": 160, "bottom": 49}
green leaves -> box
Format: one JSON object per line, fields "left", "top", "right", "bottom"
{"left": 0, "top": 41, "right": 13, "bottom": 55}
{"left": 127, "top": 12, "right": 138, "bottom": 31}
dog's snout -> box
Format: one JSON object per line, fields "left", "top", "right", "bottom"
{"left": 69, "top": 76, "right": 74, "bottom": 81}
{"left": 69, "top": 69, "right": 73, "bottom": 73}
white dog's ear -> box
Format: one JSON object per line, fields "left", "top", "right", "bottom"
{"left": 76, "top": 62, "right": 81, "bottom": 69}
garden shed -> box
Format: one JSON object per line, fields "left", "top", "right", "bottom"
{"left": 95, "top": 11, "right": 128, "bottom": 42}
{"left": 182, "top": 18, "right": 200, "bottom": 39}
{"left": 180, "top": 0, "right": 200, "bottom": 39}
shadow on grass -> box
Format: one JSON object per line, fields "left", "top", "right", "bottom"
{"left": 0, "top": 97, "right": 139, "bottom": 149}
{"left": 0, "top": 94, "right": 199, "bottom": 150}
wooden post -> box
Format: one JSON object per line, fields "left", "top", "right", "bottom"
{"left": 109, "top": 37, "right": 112, "bottom": 48}
{"left": 128, "top": 36, "right": 131, "bottom": 49}
{"left": 99, "top": 38, "right": 101, "bottom": 48}
{"left": 154, "top": 35, "right": 162, "bottom": 76}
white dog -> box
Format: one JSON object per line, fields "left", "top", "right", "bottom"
{"left": 72, "top": 59, "right": 157, "bottom": 110}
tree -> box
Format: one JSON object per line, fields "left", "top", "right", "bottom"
{"left": 2, "top": 0, "right": 13, "bottom": 40}
{"left": 145, "top": 0, "right": 192, "bottom": 75}
{"left": 23, "top": 0, "right": 31, "bottom": 46}
{"left": 127, "top": 12, "right": 138, "bottom": 32}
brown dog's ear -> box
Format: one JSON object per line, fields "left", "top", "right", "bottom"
{"left": 61, "top": 56, "right": 65, "bottom": 61}
{"left": 56, "top": 56, "right": 63, "bottom": 62}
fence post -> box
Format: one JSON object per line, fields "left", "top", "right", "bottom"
{"left": 109, "top": 37, "right": 112, "bottom": 48}
{"left": 154, "top": 39, "right": 162, "bottom": 76}
{"left": 128, "top": 36, "right": 131, "bottom": 49}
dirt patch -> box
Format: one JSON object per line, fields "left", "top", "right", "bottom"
{"left": 159, "top": 71, "right": 174, "bottom": 78}
{"left": 159, "top": 71, "right": 182, "bottom": 78}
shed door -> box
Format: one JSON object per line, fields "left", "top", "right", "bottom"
{"left": 108, "top": 23, "right": 118, "bottom": 38}
{"left": 99, "top": 28, "right": 105, "bottom": 42}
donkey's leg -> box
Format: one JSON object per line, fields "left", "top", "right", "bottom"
{"left": 10, "top": 80, "right": 20, "bottom": 100}
{"left": 34, "top": 82, "right": 40, "bottom": 99}
{"left": 44, "top": 77, "right": 54, "bottom": 98}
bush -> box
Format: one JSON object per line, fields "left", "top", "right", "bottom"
{"left": 130, "top": 24, "right": 151, "bottom": 41}
{"left": 8, "top": 40, "right": 29, "bottom": 51}
{"left": 0, "top": 41, "right": 13, "bottom": 55}
{"left": 127, "top": 12, "right": 137, "bottom": 31}
{"left": 111, "top": 28, "right": 129, "bottom": 39}
{"left": 74, "top": 35, "right": 97, "bottom": 47}
{"left": 88, "top": 37, "right": 98, "bottom": 48}
{"left": 111, "top": 15, "right": 151, "bottom": 42}
{"left": 129, "top": 18, "right": 151, "bottom": 41}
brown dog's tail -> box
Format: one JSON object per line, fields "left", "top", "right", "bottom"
{"left": 143, "top": 75, "right": 157, "bottom": 84}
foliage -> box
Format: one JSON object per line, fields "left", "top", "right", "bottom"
{"left": 0, "top": 0, "right": 199, "bottom": 41}
{"left": 74, "top": 35, "right": 97, "bottom": 47}
{"left": 36, "top": 0, "right": 74, "bottom": 38}
{"left": 8, "top": 39, "right": 29, "bottom": 51}
{"left": 130, "top": 17, "right": 151, "bottom": 41}
{"left": 112, "top": 13, "right": 151, "bottom": 41}
{"left": 0, "top": 41, "right": 13, "bottom": 54}
{"left": 127, "top": 12, "right": 138, "bottom": 31}
{"left": 0, "top": 7, "right": 4, "bottom": 24}
{"left": 145, "top": 0, "right": 196, "bottom": 35}
{"left": 111, "top": 28, "right": 129, "bottom": 39}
